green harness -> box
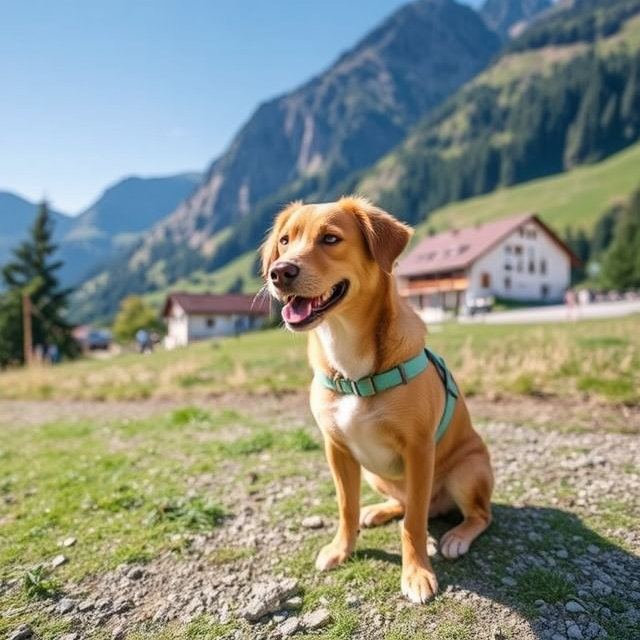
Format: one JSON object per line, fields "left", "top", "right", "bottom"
{"left": 315, "top": 348, "right": 458, "bottom": 443}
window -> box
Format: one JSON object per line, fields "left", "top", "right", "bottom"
{"left": 505, "top": 245, "right": 512, "bottom": 254}
{"left": 504, "top": 262, "right": 512, "bottom": 271}
{"left": 540, "top": 259, "right": 547, "bottom": 275}
{"left": 517, "top": 260, "right": 523, "bottom": 273}
{"left": 541, "top": 284, "right": 549, "bottom": 298}
{"left": 504, "top": 276, "right": 512, "bottom": 290}
{"left": 529, "top": 261, "right": 535, "bottom": 274}
{"left": 206, "top": 318, "right": 216, "bottom": 328}
{"left": 481, "top": 272, "right": 491, "bottom": 288}
{"left": 514, "top": 245, "right": 523, "bottom": 256}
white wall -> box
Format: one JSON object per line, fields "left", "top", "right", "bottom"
{"left": 166, "top": 304, "right": 264, "bottom": 348}
{"left": 468, "top": 221, "right": 570, "bottom": 303}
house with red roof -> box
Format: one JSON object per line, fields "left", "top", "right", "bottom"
{"left": 161, "top": 292, "right": 271, "bottom": 348}
{"left": 396, "top": 213, "right": 580, "bottom": 315}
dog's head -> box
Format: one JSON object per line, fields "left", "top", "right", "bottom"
{"left": 261, "top": 196, "right": 412, "bottom": 331}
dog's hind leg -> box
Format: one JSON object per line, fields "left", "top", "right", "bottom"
{"left": 439, "top": 449, "right": 493, "bottom": 560}
{"left": 360, "top": 470, "right": 405, "bottom": 527}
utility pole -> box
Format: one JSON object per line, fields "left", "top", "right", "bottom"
{"left": 22, "top": 292, "right": 33, "bottom": 365}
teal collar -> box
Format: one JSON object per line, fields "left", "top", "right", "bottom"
{"left": 315, "top": 348, "right": 459, "bottom": 443}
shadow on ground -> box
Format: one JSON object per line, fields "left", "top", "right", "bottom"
{"left": 353, "top": 504, "right": 640, "bottom": 640}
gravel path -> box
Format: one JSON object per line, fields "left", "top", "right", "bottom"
{"left": 3, "top": 396, "right": 640, "bottom": 640}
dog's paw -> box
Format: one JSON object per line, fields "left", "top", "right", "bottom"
{"left": 401, "top": 563, "right": 438, "bottom": 603}
{"left": 439, "top": 530, "right": 470, "bottom": 560}
{"left": 315, "top": 542, "right": 352, "bottom": 572}
{"left": 359, "top": 501, "right": 403, "bottom": 528}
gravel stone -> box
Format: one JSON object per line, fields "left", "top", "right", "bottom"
{"left": 7, "top": 625, "right": 33, "bottom": 640}
{"left": 565, "top": 600, "right": 587, "bottom": 613}
{"left": 241, "top": 578, "right": 300, "bottom": 622}
{"left": 56, "top": 597, "right": 76, "bottom": 614}
{"left": 302, "top": 607, "right": 332, "bottom": 630}
{"left": 301, "top": 515, "right": 324, "bottom": 529}
{"left": 61, "top": 537, "right": 77, "bottom": 547}
{"left": 51, "top": 554, "right": 68, "bottom": 568}
{"left": 278, "top": 616, "right": 300, "bottom": 636}
{"left": 566, "top": 622, "right": 584, "bottom": 639}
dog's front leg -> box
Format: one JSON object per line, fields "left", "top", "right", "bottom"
{"left": 401, "top": 441, "right": 438, "bottom": 603}
{"left": 315, "top": 436, "right": 360, "bottom": 571}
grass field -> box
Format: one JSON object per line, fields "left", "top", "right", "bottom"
{"left": 1, "top": 315, "right": 638, "bottom": 405}
{"left": 1, "top": 318, "right": 639, "bottom": 640}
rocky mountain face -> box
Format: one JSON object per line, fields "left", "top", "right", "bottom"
{"left": 76, "top": 0, "right": 502, "bottom": 320}
{"left": 481, "top": 0, "right": 553, "bottom": 38}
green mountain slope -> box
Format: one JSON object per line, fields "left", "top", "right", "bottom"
{"left": 143, "top": 137, "right": 640, "bottom": 311}
{"left": 356, "top": 0, "right": 640, "bottom": 225}
{"left": 413, "top": 138, "right": 640, "bottom": 238}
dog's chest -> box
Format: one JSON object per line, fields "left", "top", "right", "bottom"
{"left": 331, "top": 395, "right": 402, "bottom": 479}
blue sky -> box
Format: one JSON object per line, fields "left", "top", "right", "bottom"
{"left": 0, "top": 0, "right": 482, "bottom": 214}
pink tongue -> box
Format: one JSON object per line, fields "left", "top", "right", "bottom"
{"left": 282, "top": 297, "right": 314, "bottom": 324}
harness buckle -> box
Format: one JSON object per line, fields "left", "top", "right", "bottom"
{"left": 350, "top": 380, "right": 361, "bottom": 396}
{"left": 398, "top": 363, "right": 409, "bottom": 385}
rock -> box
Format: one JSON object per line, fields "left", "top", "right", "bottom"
{"left": 591, "top": 580, "right": 612, "bottom": 596}
{"left": 78, "top": 599, "right": 95, "bottom": 612}
{"left": 127, "top": 567, "right": 144, "bottom": 580}
{"left": 501, "top": 577, "right": 517, "bottom": 587}
{"left": 95, "top": 597, "right": 112, "bottom": 611}
{"left": 284, "top": 596, "right": 302, "bottom": 608}
{"left": 241, "top": 578, "right": 300, "bottom": 622}
{"left": 51, "top": 554, "right": 68, "bottom": 568}
{"left": 566, "top": 623, "right": 584, "bottom": 640}
{"left": 301, "top": 516, "right": 324, "bottom": 529}
{"left": 57, "top": 634, "right": 80, "bottom": 640}
{"left": 551, "top": 634, "right": 567, "bottom": 640}
{"left": 111, "top": 625, "right": 126, "bottom": 640}
{"left": 556, "top": 548, "right": 569, "bottom": 559}
{"left": 586, "top": 544, "right": 600, "bottom": 555}
{"left": 565, "top": 600, "right": 587, "bottom": 614}
{"left": 56, "top": 597, "right": 76, "bottom": 614}
{"left": 302, "top": 607, "right": 332, "bottom": 630}
{"left": 61, "top": 537, "right": 77, "bottom": 547}
{"left": 8, "top": 625, "right": 33, "bottom": 640}
{"left": 585, "top": 621, "right": 605, "bottom": 639}
{"left": 278, "top": 616, "right": 300, "bottom": 636}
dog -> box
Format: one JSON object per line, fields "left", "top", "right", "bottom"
{"left": 261, "top": 196, "right": 493, "bottom": 603}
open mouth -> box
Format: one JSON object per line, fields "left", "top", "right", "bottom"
{"left": 281, "top": 280, "right": 349, "bottom": 328}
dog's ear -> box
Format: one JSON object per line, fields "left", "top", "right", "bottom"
{"left": 347, "top": 197, "right": 413, "bottom": 274}
{"left": 260, "top": 201, "right": 300, "bottom": 278}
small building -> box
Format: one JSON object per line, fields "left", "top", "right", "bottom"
{"left": 161, "top": 292, "right": 271, "bottom": 348}
{"left": 396, "top": 213, "right": 580, "bottom": 315}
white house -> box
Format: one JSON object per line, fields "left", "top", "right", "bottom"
{"left": 161, "top": 292, "right": 271, "bottom": 348}
{"left": 396, "top": 213, "right": 580, "bottom": 314}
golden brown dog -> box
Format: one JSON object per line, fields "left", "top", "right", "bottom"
{"left": 262, "top": 196, "right": 493, "bottom": 603}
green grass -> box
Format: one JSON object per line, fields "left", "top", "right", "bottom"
{"left": 413, "top": 139, "right": 640, "bottom": 238}
{"left": 1, "top": 315, "right": 639, "bottom": 405}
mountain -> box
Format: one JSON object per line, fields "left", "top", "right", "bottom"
{"left": 480, "top": 0, "right": 553, "bottom": 38}
{"left": 355, "top": 0, "right": 640, "bottom": 224}
{"left": 0, "top": 192, "right": 72, "bottom": 268}
{"left": 73, "top": 0, "right": 502, "bottom": 322}
{"left": 58, "top": 173, "right": 201, "bottom": 284}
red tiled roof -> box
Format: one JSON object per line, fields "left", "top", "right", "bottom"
{"left": 162, "top": 292, "right": 271, "bottom": 317}
{"left": 397, "top": 213, "right": 578, "bottom": 277}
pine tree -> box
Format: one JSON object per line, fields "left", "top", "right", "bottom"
{"left": 0, "top": 201, "right": 77, "bottom": 365}
{"left": 600, "top": 187, "right": 640, "bottom": 290}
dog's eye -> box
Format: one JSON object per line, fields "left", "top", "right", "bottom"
{"left": 322, "top": 234, "right": 340, "bottom": 245}
{"left": 279, "top": 235, "right": 289, "bottom": 246}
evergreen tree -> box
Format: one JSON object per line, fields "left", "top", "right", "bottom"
{"left": 0, "top": 201, "right": 76, "bottom": 364}
{"left": 600, "top": 187, "right": 640, "bottom": 289}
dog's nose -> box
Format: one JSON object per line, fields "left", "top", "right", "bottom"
{"left": 269, "top": 261, "right": 299, "bottom": 286}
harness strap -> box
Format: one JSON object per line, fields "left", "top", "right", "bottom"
{"left": 315, "top": 347, "right": 458, "bottom": 443}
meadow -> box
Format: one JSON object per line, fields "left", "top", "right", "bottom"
{"left": 1, "top": 317, "right": 639, "bottom": 640}
{"left": 1, "top": 315, "right": 638, "bottom": 405}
